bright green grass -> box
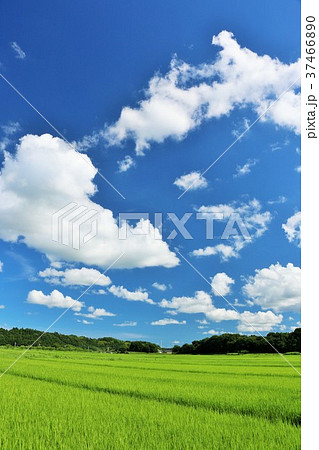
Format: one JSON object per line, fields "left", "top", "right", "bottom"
{"left": 0, "top": 349, "right": 301, "bottom": 449}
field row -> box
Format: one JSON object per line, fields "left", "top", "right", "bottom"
{"left": 0, "top": 372, "right": 300, "bottom": 450}
{"left": 0, "top": 350, "right": 301, "bottom": 424}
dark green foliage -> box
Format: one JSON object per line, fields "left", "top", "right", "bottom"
{"left": 128, "top": 341, "right": 160, "bottom": 353}
{"left": 172, "top": 328, "right": 301, "bottom": 354}
{"left": 0, "top": 327, "right": 159, "bottom": 353}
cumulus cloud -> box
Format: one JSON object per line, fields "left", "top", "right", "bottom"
{"left": 282, "top": 212, "right": 301, "bottom": 247}
{"left": 26, "top": 289, "right": 85, "bottom": 312}
{"left": 159, "top": 290, "right": 282, "bottom": 331}
{"left": 152, "top": 282, "right": 168, "bottom": 291}
{"left": 160, "top": 291, "right": 213, "bottom": 315}
{"left": 102, "top": 30, "right": 300, "bottom": 154}
{"left": 109, "top": 285, "right": 154, "bottom": 304}
{"left": 118, "top": 155, "right": 135, "bottom": 173}
{"left": 0, "top": 260, "right": 3, "bottom": 272}
{"left": 210, "top": 272, "right": 234, "bottom": 296}
{"left": 38, "top": 267, "right": 112, "bottom": 287}
{"left": 243, "top": 263, "right": 301, "bottom": 312}
{"left": 191, "top": 244, "right": 237, "bottom": 260}
{"left": 151, "top": 318, "right": 186, "bottom": 326}
{"left": 159, "top": 290, "right": 238, "bottom": 322}
{"left": 0, "top": 134, "right": 178, "bottom": 269}
{"left": 203, "top": 329, "right": 220, "bottom": 335}
{"left": 0, "top": 305, "right": 5, "bottom": 309}
{"left": 75, "top": 305, "right": 115, "bottom": 319}
{"left": 237, "top": 311, "right": 283, "bottom": 332}
{"left": 173, "top": 171, "right": 208, "bottom": 191}
{"left": 191, "top": 199, "right": 271, "bottom": 261}
{"left": 233, "top": 159, "right": 258, "bottom": 178}
{"left": 10, "top": 42, "right": 26, "bottom": 59}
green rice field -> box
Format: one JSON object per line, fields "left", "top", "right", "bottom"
{"left": 0, "top": 349, "right": 301, "bottom": 449}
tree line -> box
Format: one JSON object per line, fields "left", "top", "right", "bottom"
{"left": 172, "top": 328, "right": 301, "bottom": 354}
{"left": 0, "top": 327, "right": 301, "bottom": 354}
{"left": 0, "top": 327, "right": 160, "bottom": 353}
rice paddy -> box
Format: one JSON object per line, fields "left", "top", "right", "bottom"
{"left": 0, "top": 349, "right": 301, "bottom": 449}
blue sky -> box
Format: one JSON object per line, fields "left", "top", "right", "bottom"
{"left": 0, "top": 0, "right": 301, "bottom": 347}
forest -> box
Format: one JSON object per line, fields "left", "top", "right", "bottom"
{"left": 172, "top": 328, "right": 301, "bottom": 354}
{"left": 0, "top": 327, "right": 300, "bottom": 354}
{"left": 0, "top": 327, "right": 160, "bottom": 353}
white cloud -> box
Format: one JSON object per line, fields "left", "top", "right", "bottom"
{"left": 91, "top": 289, "right": 107, "bottom": 295}
{"left": 113, "top": 321, "right": 137, "bottom": 327}
{"left": 160, "top": 290, "right": 239, "bottom": 322}
{"left": 26, "top": 289, "right": 84, "bottom": 312}
{"left": 160, "top": 291, "right": 213, "bottom": 315}
{"left": 267, "top": 196, "right": 287, "bottom": 205}
{"left": 103, "top": 30, "right": 300, "bottom": 154}
{"left": 38, "top": 267, "right": 112, "bottom": 287}
{"left": 118, "top": 155, "right": 135, "bottom": 173}
{"left": 191, "top": 244, "right": 237, "bottom": 260}
{"left": 159, "top": 289, "right": 282, "bottom": 331}
{"left": 231, "top": 117, "right": 251, "bottom": 139}
{"left": 243, "top": 263, "right": 301, "bottom": 312}
{"left": 237, "top": 311, "right": 283, "bottom": 332}
{"left": 152, "top": 282, "right": 168, "bottom": 291}
{"left": 77, "top": 319, "right": 93, "bottom": 325}
{"left": 151, "top": 318, "right": 186, "bottom": 326}
{"left": 1, "top": 122, "right": 21, "bottom": 136}
{"left": 205, "top": 308, "right": 239, "bottom": 322}
{"left": 109, "top": 285, "right": 154, "bottom": 304}
{"left": 75, "top": 306, "right": 115, "bottom": 319}
{"left": 0, "top": 122, "right": 21, "bottom": 153}
{"left": 295, "top": 166, "right": 301, "bottom": 173}
{"left": 210, "top": 272, "right": 234, "bottom": 296}
{"left": 233, "top": 159, "right": 257, "bottom": 178}
{"left": 282, "top": 212, "right": 301, "bottom": 247}
{"left": 173, "top": 171, "right": 208, "bottom": 191}
{"left": 196, "top": 319, "right": 208, "bottom": 325}
{"left": 0, "top": 260, "right": 3, "bottom": 272}
{"left": 10, "top": 42, "right": 26, "bottom": 59}
{"left": 0, "top": 305, "right": 5, "bottom": 309}
{"left": 203, "top": 329, "right": 220, "bottom": 335}
{"left": 0, "top": 134, "right": 178, "bottom": 269}
{"left": 166, "top": 310, "right": 178, "bottom": 316}
{"left": 191, "top": 199, "right": 271, "bottom": 261}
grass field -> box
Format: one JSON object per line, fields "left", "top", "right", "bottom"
{"left": 0, "top": 349, "right": 300, "bottom": 449}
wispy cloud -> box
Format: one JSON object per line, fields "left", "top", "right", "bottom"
{"left": 267, "top": 195, "right": 287, "bottom": 205}
{"left": 233, "top": 159, "right": 258, "bottom": 178}
{"left": 118, "top": 155, "right": 135, "bottom": 173}
{"left": 10, "top": 42, "right": 26, "bottom": 59}
{"left": 113, "top": 321, "right": 137, "bottom": 327}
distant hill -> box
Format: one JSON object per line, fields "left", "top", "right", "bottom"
{"left": 0, "top": 327, "right": 160, "bottom": 353}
